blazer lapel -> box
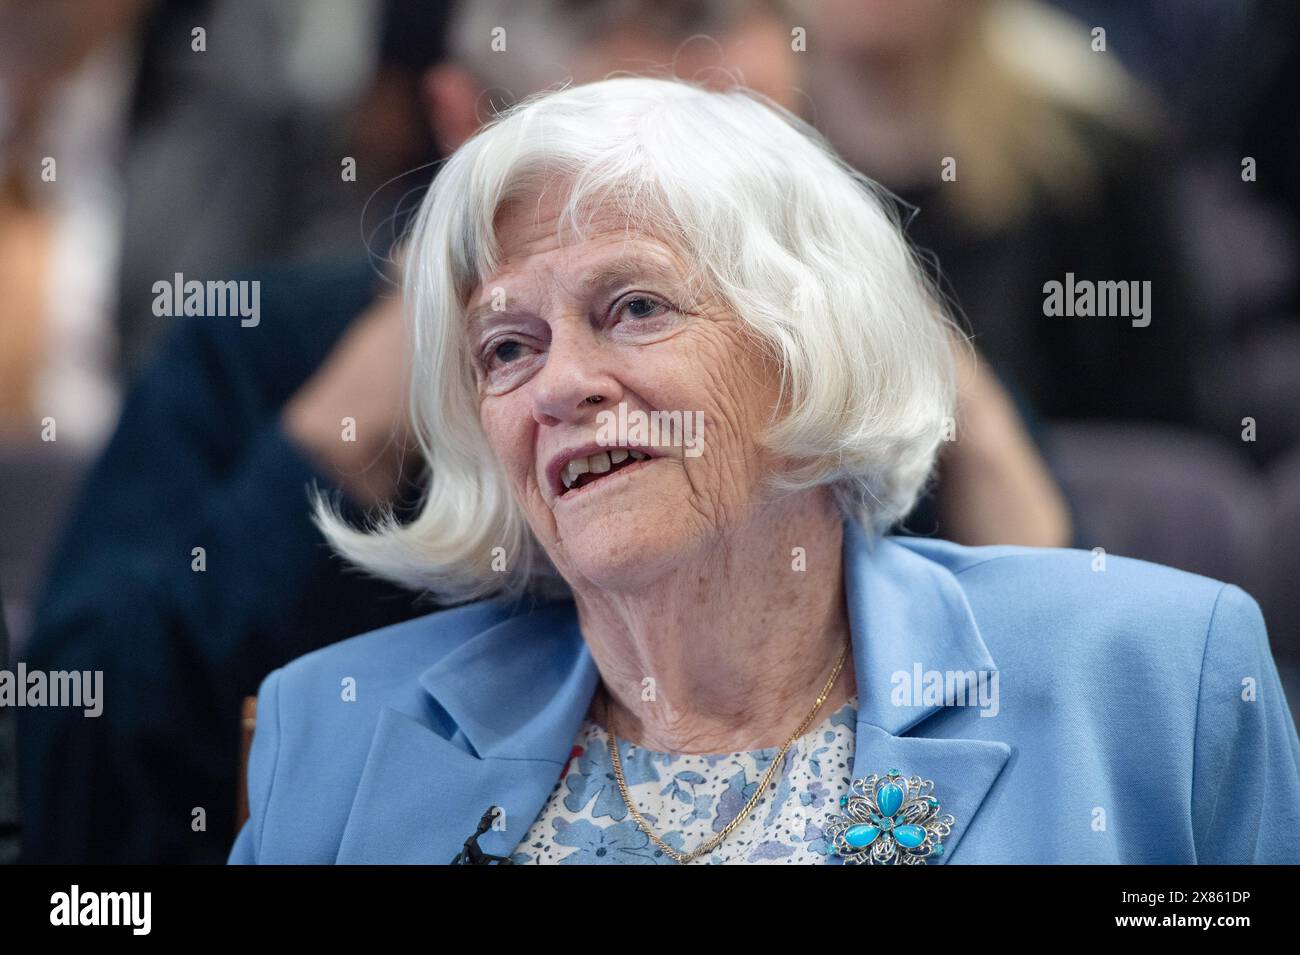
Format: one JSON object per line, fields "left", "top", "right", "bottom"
{"left": 844, "top": 525, "right": 1012, "bottom": 864}
{"left": 848, "top": 725, "right": 1012, "bottom": 865}
{"left": 336, "top": 601, "right": 598, "bottom": 863}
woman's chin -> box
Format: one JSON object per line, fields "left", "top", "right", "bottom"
{"left": 539, "top": 466, "right": 707, "bottom": 591}
{"left": 556, "top": 526, "right": 687, "bottom": 594}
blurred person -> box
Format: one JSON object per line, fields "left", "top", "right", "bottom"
{"left": 339, "top": 0, "right": 452, "bottom": 232}
{"left": 0, "top": 0, "right": 154, "bottom": 671}
{"left": 0, "top": 0, "right": 374, "bottom": 439}
{"left": 0, "top": 0, "right": 377, "bottom": 444}
{"left": 1045, "top": 0, "right": 1300, "bottom": 717}
{"left": 228, "top": 77, "right": 1299, "bottom": 864}
{"left": 0, "top": 0, "right": 379, "bottom": 647}
{"left": 795, "top": 0, "right": 1205, "bottom": 425}
{"left": 0, "top": 0, "right": 153, "bottom": 448}
{"left": 18, "top": 0, "right": 1066, "bottom": 865}
{"left": 1051, "top": 0, "right": 1299, "bottom": 464}
{"left": 112, "top": 0, "right": 379, "bottom": 380}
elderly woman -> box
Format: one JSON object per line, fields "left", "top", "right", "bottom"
{"left": 228, "top": 77, "right": 1300, "bottom": 865}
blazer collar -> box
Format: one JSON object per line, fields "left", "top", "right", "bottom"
{"left": 336, "top": 602, "right": 599, "bottom": 863}
{"left": 416, "top": 599, "right": 598, "bottom": 763}
{"left": 337, "top": 521, "right": 1010, "bottom": 863}
{"left": 843, "top": 519, "right": 997, "bottom": 735}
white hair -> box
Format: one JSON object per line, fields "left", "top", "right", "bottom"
{"left": 316, "top": 76, "right": 960, "bottom": 601}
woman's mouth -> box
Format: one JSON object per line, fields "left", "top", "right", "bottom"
{"left": 559, "top": 449, "right": 651, "bottom": 495}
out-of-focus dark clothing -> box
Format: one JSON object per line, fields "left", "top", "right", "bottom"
{"left": 900, "top": 119, "right": 1203, "bottom": 426}
{"left": 17, "top": 261, "right": 427, "bottom": 864}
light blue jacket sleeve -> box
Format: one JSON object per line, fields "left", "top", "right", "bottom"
{"left": 228, "top": 669, "right": 282, "bottom": 865}
{"left": 1191, "top": 584, "right": 1300, "bottom": 863}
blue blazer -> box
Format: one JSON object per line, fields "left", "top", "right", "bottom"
{"left": 229, "top": 521, "right": 1300, "bottom": 864}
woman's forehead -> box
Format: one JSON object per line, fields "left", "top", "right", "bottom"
{"left": 476, "top": 197, "right": 689, "bottom": 295}
{"left": 493, "top": 190, "right": 642, "bottom": 256}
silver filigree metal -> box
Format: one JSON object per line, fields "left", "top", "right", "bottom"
{"left": 825, "top": 770, "right": 956, "bottom": 865}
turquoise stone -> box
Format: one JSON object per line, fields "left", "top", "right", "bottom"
{"left": 877, "top": 782, "right": 904, "bottom": 816}
{"left": 844, "top": 824, "right": 881, "bottom": 848}
{"left": 930, "top": 844, "right": 944, "bottom": 858}
{"left": 839, "top": 795, "right": 848, "bottom": 807}
{"left": 893, "top": 825, "right": 926, "bottom": 849}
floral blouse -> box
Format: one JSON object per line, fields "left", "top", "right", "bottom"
{"left": 511, "top": 695, "right": 859, "bottom": 864}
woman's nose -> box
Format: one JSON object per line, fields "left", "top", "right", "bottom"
{"left": 530, "top": 325, "right": 623, "bottom": 426}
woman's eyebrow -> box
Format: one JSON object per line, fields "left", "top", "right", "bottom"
{"left": 466, "top": 257, "right": 683, "bottom": 333}
{"left": 577, "top": 257, "right": 682, "bottom": 295}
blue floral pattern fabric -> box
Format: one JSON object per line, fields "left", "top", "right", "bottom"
{"left": 512, "top": 695, "right": 859, "bottom": 864}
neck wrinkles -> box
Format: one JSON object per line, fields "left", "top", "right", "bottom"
{"left": 569, "top": 491, "right": 857, "bottom": 754}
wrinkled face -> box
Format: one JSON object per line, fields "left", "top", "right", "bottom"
{"left": 468, "top": 190, "right": 782, "bottom": 592}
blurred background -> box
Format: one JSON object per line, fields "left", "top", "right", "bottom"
{"left": 0, "top": 0, "right": 1296, "bottom": 863}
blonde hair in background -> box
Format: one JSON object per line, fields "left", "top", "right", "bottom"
{"left": 944, "top": 0, "right": 1164, "bottom": 232}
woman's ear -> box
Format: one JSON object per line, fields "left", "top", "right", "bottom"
{"left": 421, "top": 62, "right": 485, "bottom": 157}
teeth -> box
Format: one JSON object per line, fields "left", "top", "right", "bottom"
{"left": 559, "top": 449, "right": 649, "bottom": 492}
{"left": 562, "top": 457, "right": 590, "bottom": 489}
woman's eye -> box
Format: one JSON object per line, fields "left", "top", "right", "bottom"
{"left": 482, "top": 338, "right": 533, "bottom": 371}
{"left": 492, "top": 340, "right": 525, "bottom": 364}
{"left": 615, "top": 294, "right": 670, "bottom": 322}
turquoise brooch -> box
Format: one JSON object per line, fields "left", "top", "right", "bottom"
{"left": 825, "top": 770, "right": 955, "bottom": 864}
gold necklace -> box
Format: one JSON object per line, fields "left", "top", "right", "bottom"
{"left": 604, "top": 640, "right": 851, "bottom": 864}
